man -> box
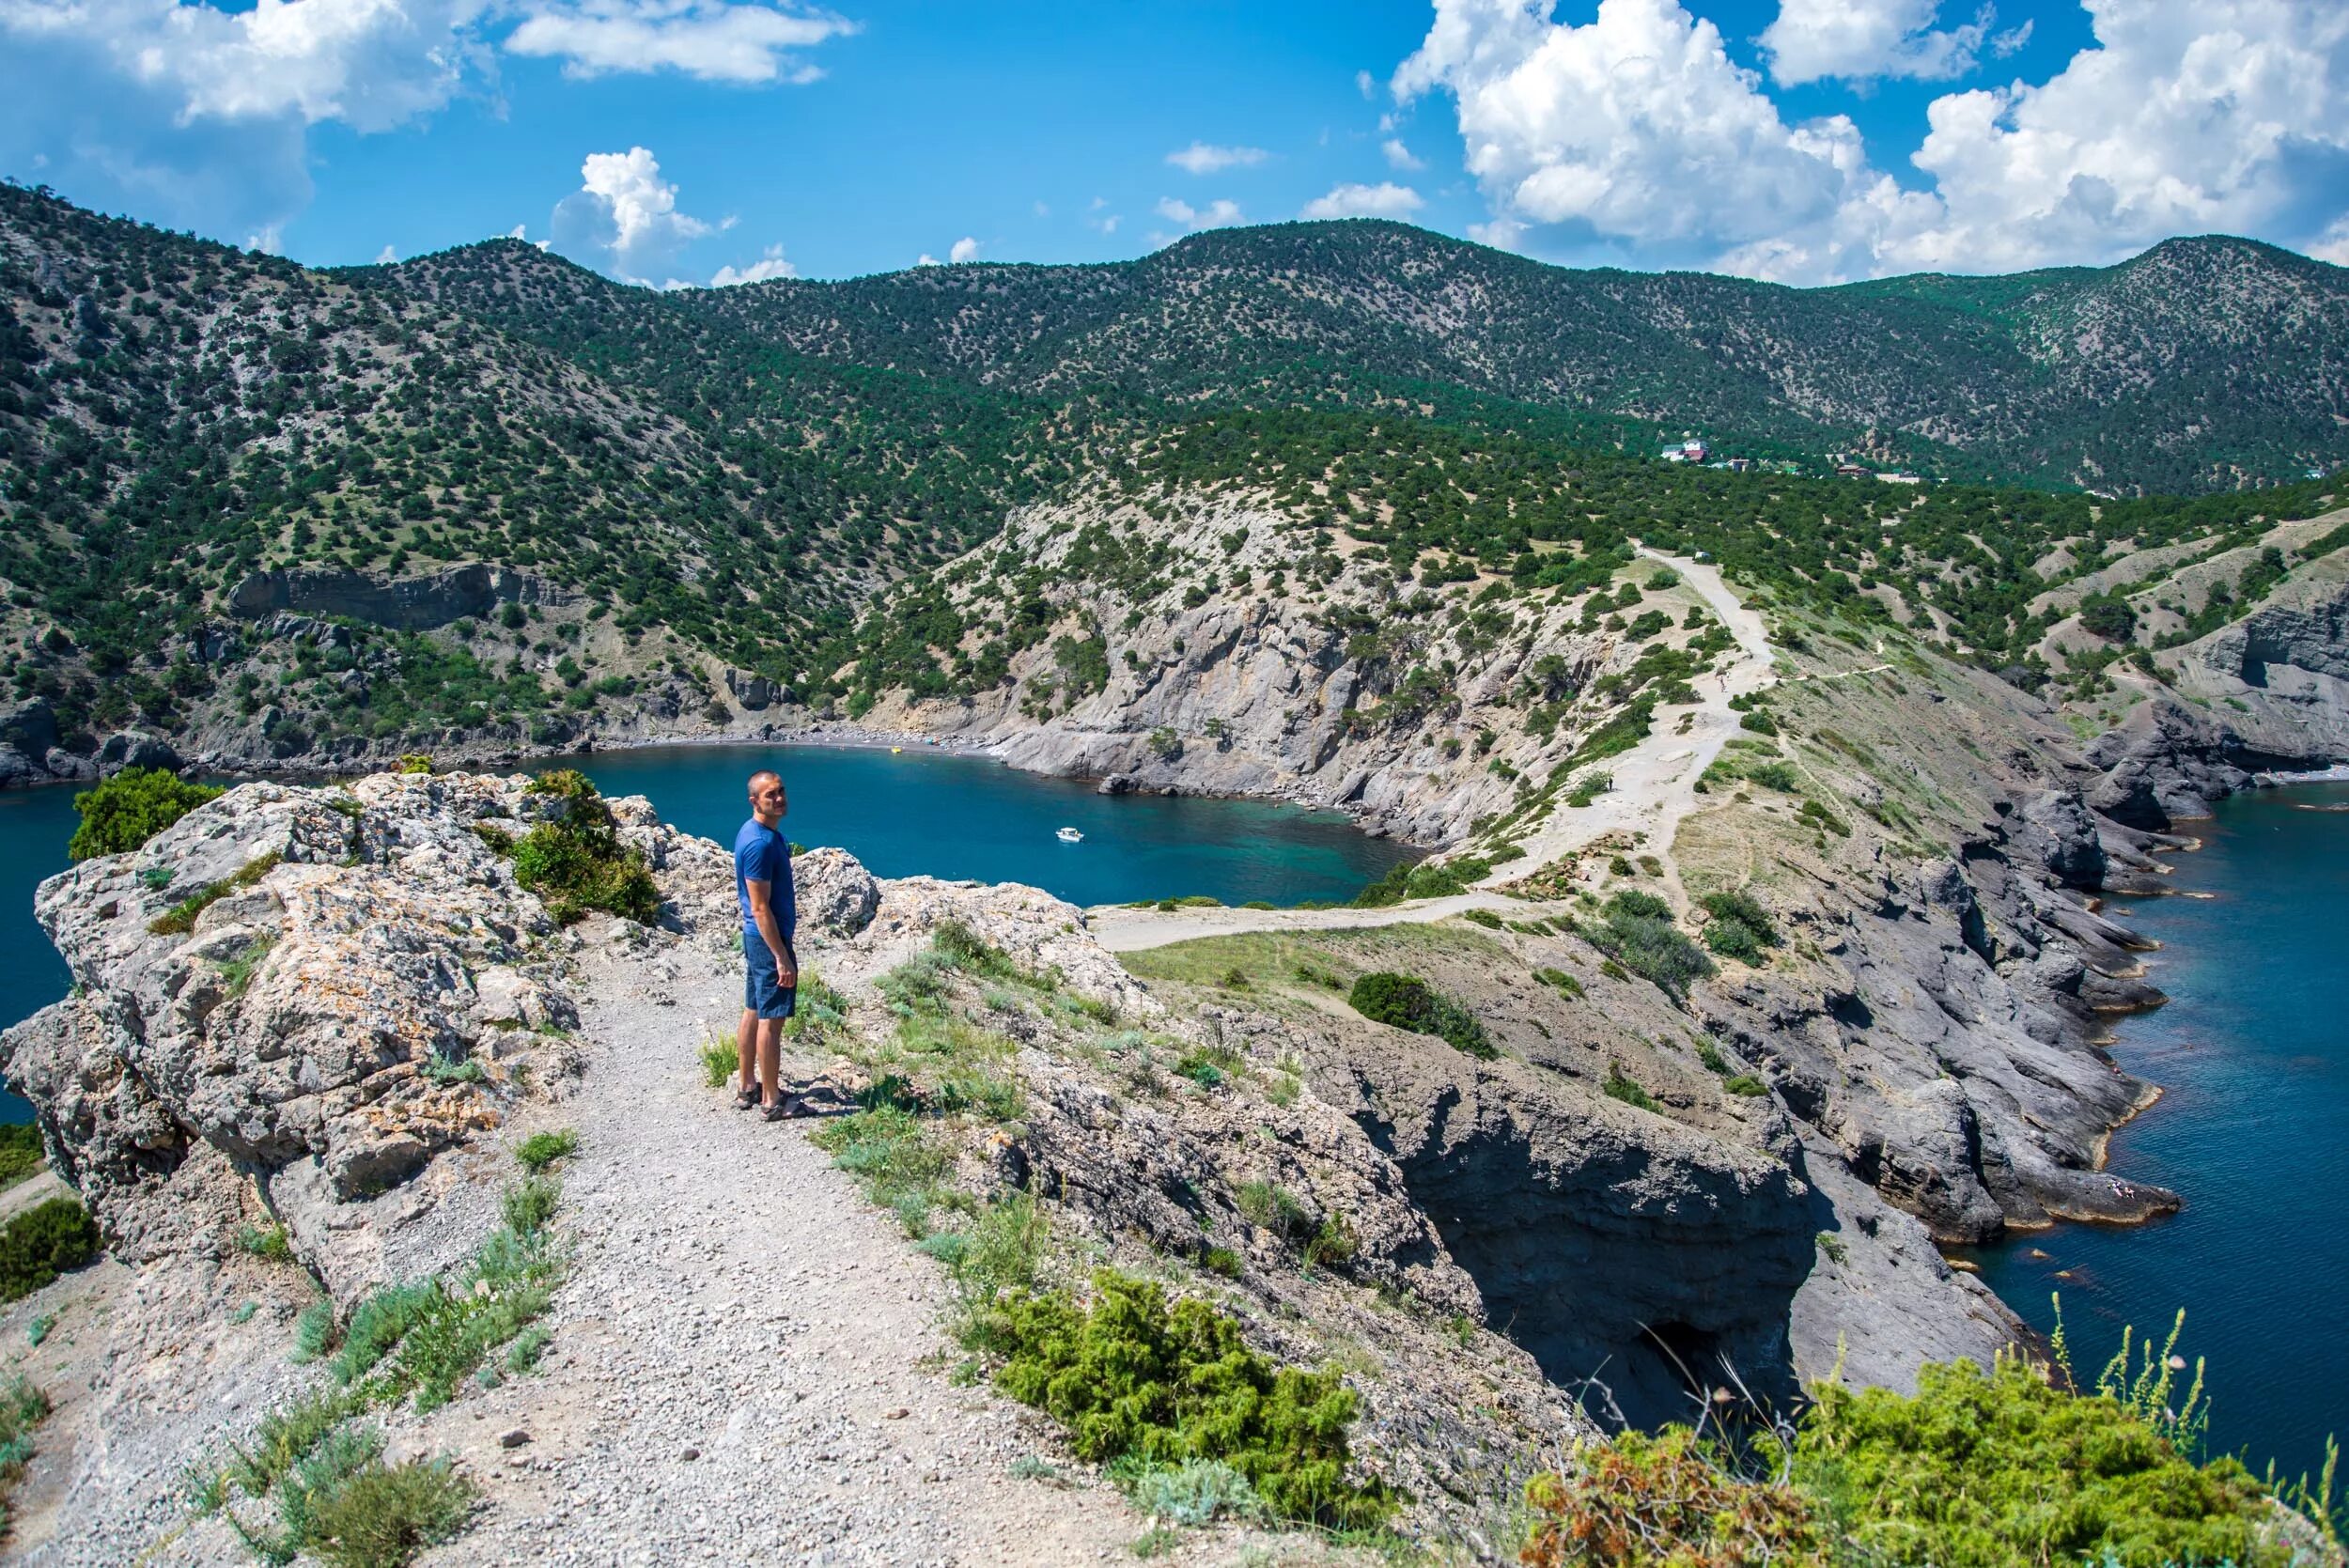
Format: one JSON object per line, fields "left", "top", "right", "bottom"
{"left": 734, "top": 768, "right": 799, "bottom": 1121}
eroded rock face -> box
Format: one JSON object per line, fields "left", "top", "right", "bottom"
{"left": 0, "top": 771, "right": 940, "bottom": 1288}
{"left": 226, "top": 563, "right": 577, "bottom": 631}
{"left": 1692, "top": 816, "right": 2176, "bottom": 1245}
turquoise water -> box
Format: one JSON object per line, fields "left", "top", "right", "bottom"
{"left": 0, "top": 785, "right": 78, "bottom": 1122}
{"left": 543, "top": 742, "right": 1417, "bottom": 910}
{"left": 1970, "top": 782, "right": 2349, "bottom": 1486}
{"left": 0, "top": 747, "right": 1413, "bottom": 1119}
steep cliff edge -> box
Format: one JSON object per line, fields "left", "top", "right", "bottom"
{"left": 0, "top": 771, "right": 2020, "bottom": 1561}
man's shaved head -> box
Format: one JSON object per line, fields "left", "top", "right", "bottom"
{"left": 747, "top": 769, "right": 782, "bottom": 800}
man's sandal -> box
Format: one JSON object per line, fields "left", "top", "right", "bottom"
{"left": 732, "top": 1085, "right": 761, "bottom": 1110}
{"left": 761, "top": 1095, "right": 797, "bottom": 1123}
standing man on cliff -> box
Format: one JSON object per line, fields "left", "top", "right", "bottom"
{"left": 735, "top": 768, "right": 798, "bottom": 1121}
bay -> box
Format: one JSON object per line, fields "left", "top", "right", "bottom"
{"left": 540, "top": 742, "right": 1417, "bottom": 911}
{"left": 0, "top": 745, "right": 1414, "bottom": 1121}
{"left": 1969, "top": 781, "right": 2349, "bottom": 1486}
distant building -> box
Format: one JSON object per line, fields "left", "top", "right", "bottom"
{"left": 1660, "top": 438, "right": 1710, "bottom": 463}
{"left": 1875, "top": 471, "right": 1924, "bottom": 485}
{"left": 1834, "top": 462, "right": 1869, "bottom": 478}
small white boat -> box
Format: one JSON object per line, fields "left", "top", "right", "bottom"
{"left": 1056, "top": 827, "right": 1084, "bottom": 844}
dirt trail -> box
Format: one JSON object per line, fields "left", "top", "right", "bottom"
{"left": 1090, "top": 550, "right": 1775, "bottom": 954}
{"left": 418, "top": 941, "right": 1187, "bottom": 1566}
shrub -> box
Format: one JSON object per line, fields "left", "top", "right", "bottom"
{"left": 1460, "top": 908, "right": 1504, "bottom": 929}
{"left": 697, "top": 1029, "right": 735, "bottom": 1087}
{"left": 236, "top": 1223, "right": 294, "bottom": 1263}
{"left": 0, "top": 1126, "right": 44, "bottom": 1193}
{"left": 966, "top": 1271, "right": 1391, "bottom": 1529}
{"left": 1739, "top": 708, "right": 1780, "bottom": 736}
{"left": 1235, "top": 1181, "right": 1313, "bottom": 1244}
{"left": 303, "top": 1454, "right": 476, "bottom": 1568}
{"left": 395, "top": 754, "right": 434, "bottom": 775}
{"left": 0, "top": 1197, "right": 101, "bottom": 1301}
{"left": 1588, "top": 893, "right": 1715, "bottom": 1000}
{"left": 293, "top": 1299, "right": 342, "bottom": 1362}
{"left": 1723, "top": 1075, "right": 1770, "bottom": 1097}
{"left": 1534, "top": 967, "right": 1584, "bottom": 998}
{"left": 1347, "top": 971, "right": 1496, "bottom": 1059}
{"left": 514, "top": 1129, "right": 577, "bottom": 1172}
{"left": 1795, "top": 1353, "right": 2275, "bottom": 1568}
{"left": 512, "top": 770, "right": 660, "bottom": 924}
{"left": 2079, "top": 594, "right": 2139, "bottom": 642}
{"left": 1127, "top": 1458, "right": 1268, "bottom": 1526}
{"left": 1699, "top": 890, "right": 1780, "bottom": 967}
{"left": 1602, "top": 1063, "right": 1657, "bottom": 1111}
{"left": 1520, "top": 1429, "right": 1831, "bottom": 1568}
{"left": 68, "top": 768, "right": 223, "bottom": 862}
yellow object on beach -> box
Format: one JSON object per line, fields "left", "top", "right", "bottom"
{"left": 891, "top": 746, "right": 902, "bottom": 753}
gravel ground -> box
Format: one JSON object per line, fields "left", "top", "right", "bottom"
{"left": 3, "top": 912, "right": 1377, "bottom": 1567}
{"left": 406, "top": 943, "right": 1313, "bottom": 1567}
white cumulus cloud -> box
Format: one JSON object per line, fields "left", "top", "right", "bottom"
{"left": 1300, "top": 181, "right": 1423, "bottom": 220}
{"left": 374, "top": 242, "right": 398, "bottom": 263}
{"left": 549, "top": 146, "right": 716, "bottom": 284}
{"left": 1760, "top": 0, "right": 1988, "bottom": 86}
{"left": 710, "top": 241, "right": 795, "bottom": 284}
{"left": 1398, "top": 0, "right": 2349, "bottom": 282}
{"left": 948, "top": 235, "right": 980, "bottom": 263}
{"left": 1381, "top": 137, "right": 1424, "bottom": 170}
{"left": 1165, "top": 142, "right": 1268, "bottom": 175}
{"left": 506, "top": 0, "right": 855, "bottom": 84}
{"left": 1155, "top": 195, "right": 1244, "bottom": 230}
{"left": 0, "top": 0, "right": 490, "bottom": 133}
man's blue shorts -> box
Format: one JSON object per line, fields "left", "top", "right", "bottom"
{"left": 744, "top": 938, "right": 798, "bottom": 1021}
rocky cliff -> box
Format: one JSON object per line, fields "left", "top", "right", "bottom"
{"left": 0, "top": 770, "right": 2024, "bottom": 1560}
{"left": 857, "top": 488, "right": 1735, "bottom": 846}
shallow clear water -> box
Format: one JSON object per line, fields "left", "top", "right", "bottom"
{"left": 0, "top": 745, "right": 1414, "bottom": 1118}
{"left": 538, "top": 743, "right": 1417, "bottom": 911}
{"left": 1968, "top": 781, "right": 2349, "bottom": 1484}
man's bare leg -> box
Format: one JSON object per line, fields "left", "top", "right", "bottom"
{"left": 758, "top": 1017, "right": 786, "bottom": 1110}
{"left": 737, "top": 1008, "right": 759, "bottom": 1095}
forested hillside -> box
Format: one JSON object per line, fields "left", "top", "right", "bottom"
{"left": 0, "top": 179, "right": 2342, "bottom": 768}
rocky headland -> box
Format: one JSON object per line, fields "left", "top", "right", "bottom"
{"left": 1, "top": 766, "right": 2026, "bottom": 1562}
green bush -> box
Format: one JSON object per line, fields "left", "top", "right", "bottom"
{"left": 304, "top": 1455, "right": 475, "bottom": 1568}
{"left": 513, "top": 771, "right": 660, "bottom": 925}
{"left": 514, "top": 1129, "right": 577, "bottom": 1172}
{"left": 0, "top": 1126, "right": 44, "bottom": 1193}
{"left": 1602, "top": 1063, "right": 1657, "bottom": 1111}
{"left": 1699, "top": 889, "right": 1780, "bottom": 966}
{"left": 0, "top": 1197, "right": 101, "bottom": 1302}
{"left": 1723, "top": 1075, "right": 1770, "bottom": 1097}
{"left": 1533, "top": 966, "right": 1585, "bottom": 998}
{"left": 68, "top": 768, "right": 223, "bottom": 861}
{"left": 236, "top": 1223, "right": 294, "bottom": 1263}
{"left": 1795, "top": 1353, "right": 2276, "bottom": 1568}
{"left": 1346, "top": 971, "right": 1496, "bottom": 1059}
{"left": 1588, "top": 893, "right": 1716, "bottom": 999}
{"left": 1353, "top": 854, "right": 1491, "bottom": 908}
{"left": 966, "top": 1271, "right": 1391, "bottom": 1529}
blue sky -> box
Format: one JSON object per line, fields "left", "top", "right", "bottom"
{"left": 3, "top": 0, "right": 2341, "bottom": 287}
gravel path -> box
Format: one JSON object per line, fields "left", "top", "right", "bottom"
{"left": 419, "top": 944, "right": 1179, "bottom": 1567}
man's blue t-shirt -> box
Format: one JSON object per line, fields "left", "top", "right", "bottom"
{"left": 733, "top": 818, "right": 796, "bottom": 944}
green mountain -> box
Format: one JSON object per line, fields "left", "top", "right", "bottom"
{"left": 0, "top": 180, "right": 2342, "bottom": 762}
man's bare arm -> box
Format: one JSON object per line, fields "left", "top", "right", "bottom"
{"left": 744, "top": 878, "right": 797, "bottom": 986}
